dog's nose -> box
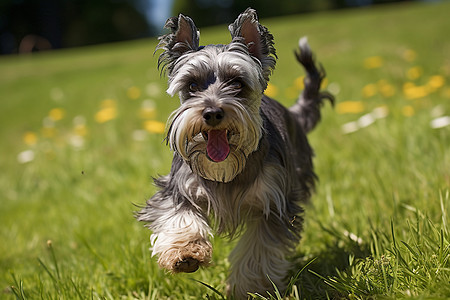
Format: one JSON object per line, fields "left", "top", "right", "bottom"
{"left": 202, "top": 107, "right": 224, "bottom": 126}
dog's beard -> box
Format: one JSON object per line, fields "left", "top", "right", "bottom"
{"left": 166, "top": 97, "right": 262, "bottom": 182}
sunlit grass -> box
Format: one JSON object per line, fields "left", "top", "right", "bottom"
{"left": 1, "top": 1, "right": 449, "bottom": 299}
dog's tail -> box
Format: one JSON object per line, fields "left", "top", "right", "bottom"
{"left": 289, "top": 37, "right": 334, "bottom": 133}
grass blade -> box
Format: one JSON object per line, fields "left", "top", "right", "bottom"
{"left": 284, "top": 257, "right": 318, "bottom": 297}
{"left": 10, "top": 273, "right": 27, "bottom": 300}
{"left": 191, "top": 279, "right": 226, "bottom": 299}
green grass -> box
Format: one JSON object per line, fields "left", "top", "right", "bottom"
{"left": 1, "top": 2, "right": 449, "bottom": 299}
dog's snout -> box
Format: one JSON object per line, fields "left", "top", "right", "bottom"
{"left": 202, "top": 107, "right": 224, "bottom": 126}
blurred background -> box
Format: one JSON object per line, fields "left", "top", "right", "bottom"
{"left": 0, "top": 0, "right": 427, "bottom": 55}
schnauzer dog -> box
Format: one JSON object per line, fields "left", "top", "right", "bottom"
{"left": 137, "top": 8, "right": 333, "bottom": 299}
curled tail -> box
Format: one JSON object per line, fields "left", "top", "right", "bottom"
{"left": 289, "top": 37, "right": 334, "bottom": 133}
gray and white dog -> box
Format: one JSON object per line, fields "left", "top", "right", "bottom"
{"left": 137, "top": 8, "right": 333, "bottom": 299}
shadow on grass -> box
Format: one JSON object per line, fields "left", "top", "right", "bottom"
{"left": 291, "top": 238, "right": 371, "bottom": 299}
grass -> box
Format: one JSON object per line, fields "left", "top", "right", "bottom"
{"left": 1, "top": 1, "right": 449, "bottom": 299}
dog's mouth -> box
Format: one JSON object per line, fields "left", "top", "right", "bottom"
{"left": 201, "top": 129, "right": 231, "bottom": 162}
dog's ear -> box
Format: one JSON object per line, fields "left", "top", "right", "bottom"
{"left": 156, "top": 14, "right": 200, "bottom": 76}
{"left": 229, "top": 8, "right": 277, "bottom": 80}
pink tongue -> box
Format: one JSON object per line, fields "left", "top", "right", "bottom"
{"left": 206, "top": 130, "right": 230, "bottom": 162}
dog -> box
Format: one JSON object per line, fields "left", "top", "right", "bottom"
{"left": 137, "top": 8, "right": 333, "bottom": 299}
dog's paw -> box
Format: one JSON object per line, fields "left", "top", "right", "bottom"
{"left": 174, "top": 257, "right": 199, "bottom": 273}
{"left": 158, "top": 239, "right": 212, "bottom": 273}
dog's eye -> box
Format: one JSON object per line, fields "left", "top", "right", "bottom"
{"left": 189, "top": 82, "right": 200, "bottom": 92}
{"left": 230, "top": 80, "right": 242, "bottom": 89}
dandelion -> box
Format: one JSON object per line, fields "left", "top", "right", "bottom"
{"left": 321, "top": 77, "right": 329, "bottom": 89}
{"left": 127, "top": 86, "right": 141, "bottom": 100}
{"left": 377, "top": 80, "right": 396, "bottom": 98}
{"left": 143, "top": 120, "right": 165, "bottom": 134}
{"left": 336, "top": 101, "right": 365, "bottom": 114}
{"left": 73, "top": 116, "right": 88, "bottom": 136}
{"left": 73, "top": 124, "right": 88, "bottom": 136}
{"left": 95, "top": 107, "right": 117, "bottom": 123}
{"left": 358, "top": 113, "right": 375, "bottom": 128}
{"left": 327, "top": 82, "right": 341, "bottom": 95}
{"left": 426, "top": 75, "right": 445, "bottom": 91}
{"left": 403, "top": 82, "right": 429, "bottom": 100}
{"left": 264, "top": 83, "right": 278, "bottom": 98}
{"left": 341, "top": 121, "right": 359, "bottom": 134}
{"left": 69, "top": 135, "right": 85, "bottom": 149}
{"left": 430, "top": 116, "right": 450, "bottom": 129}
{"left": 362, "top": 83, "right": 377, "bottom": 98}
{"left": 363, "top": 56, "right": 383, "bottom": 69}
{"left": 402, "top": 49, "right": 417, "bottom": 62}
{"left": 294, "top": 76, "right": 305, "bottom": 90}
{"left": 100, "top": 99, "right": 116, "bottom": 108}
{"left": 48, "top": 108, "right": 65, "bottom": 121}
{"left": 41, "top": 115, "right": 57, "bottom": 138}
{"left": 372, "top": 106, "right": 389, "bottom": 119}
{"left": 341, "top": 106, "right": 388, "bottom": 134}
{"left": 95, "top": 99, "right": 118, "bottom": 123}
{"left": 402, "top": 105, "right": 415, "bottom": 117}
{"left": 17, "top": 150, "right": 35, "bottom": 164}
{"left": 406, "top": 66, "right": 423, "bottom": 80}
{"left": 23, "top": 131, "right": 38, "bottom": 146}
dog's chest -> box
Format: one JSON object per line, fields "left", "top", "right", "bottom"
{"left": 194, "top": 163, "right": 287, "bottom": 220}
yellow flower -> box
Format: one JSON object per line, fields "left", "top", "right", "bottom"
{"left": 403, "top": 82, "right": 429, "bottom": 100}
{"left": 127, "top": 86, "right": 141, "bottom": 100}
{"left": 336, "top": 101, "right": 365, "bottom": 114}
{"left": 406, "top": 66, "right": 423, "bottom": 80}
{"left": 48, "top": 108, "right": 65, "bottom": 121}
{"left": 139, "top": 108, "right": 156, "bottom": 119}
{"left": 100, "top": 99, "right": 116, "bottom": 108}
{"left": 402, "top": 49, "right": 417, "bottom": 62}
{"left": 362, "top": 83, "right": 377, "bottom": 98}
{"left": 427, "top": 75, "right": 445, "bottom": 90}
{"left": 95, "top": 107, "right": 117, "bottom": 123}
{"left": 321, "top": 77, "right": 329, "bottom": 89}
{"left": 402, "top": 105, "right": 415, "bottom": 117}
{"left": 294, "top": 76, "right": 305, "bottom": 90}
{"left": 363, "top": 56, "right": 383, "bottom": 69}
{"left": 378, "top": 80, "right": 396, "bottom": 98}
{"left": 95, "top": 99, "right": 117, "bottom": 123}
{"left": 74, "top": 124, "right": 88, "bottom": 136}
{"left": 23, "top": 131, "right": 38, "bottom": 146}
{"left": 143, "top": 120, "right": 165, "bottom": 134}
{"left": 265, "top": 83, "right": 278, "bottom": 98}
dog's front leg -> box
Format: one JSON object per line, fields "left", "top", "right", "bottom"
{"left": 227, "top": 216, "right": 293, "bottom": 299}
{"left": 138, "top": 189, "right": 212, "bottom": 273}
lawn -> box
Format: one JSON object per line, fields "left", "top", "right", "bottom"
{"left": 1, "top": 1, "right": 449, "bottom": 299}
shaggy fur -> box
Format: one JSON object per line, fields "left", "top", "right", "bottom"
{"left": 137, "top": 8, "right": 333, "bottom": 299}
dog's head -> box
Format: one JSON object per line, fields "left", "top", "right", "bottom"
{"left": 157, "top": 8, "right": 276, "bottom": 182}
